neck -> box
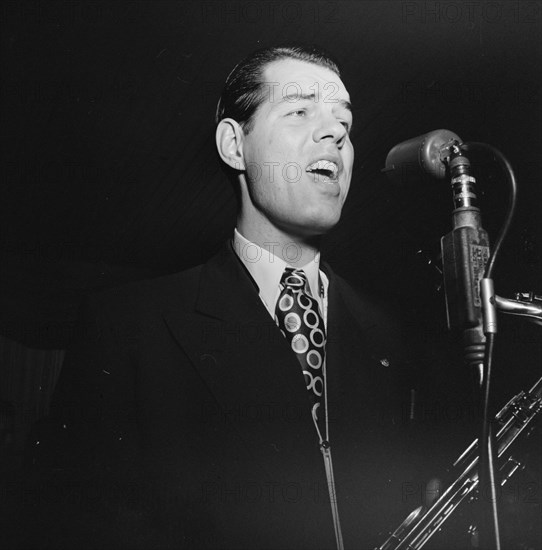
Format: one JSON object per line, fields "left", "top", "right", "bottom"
{"left": 237, "top": 216, "right": 321, "bottom": 267}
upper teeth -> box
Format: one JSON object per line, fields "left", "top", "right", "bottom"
{"left": 306, "top": 160, "right": 339, "bottom": 178}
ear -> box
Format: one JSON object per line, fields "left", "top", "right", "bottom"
{"left": 215, "top": 118, "right": 246, "bottom": 171}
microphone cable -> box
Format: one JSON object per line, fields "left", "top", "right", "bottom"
{"left": 460, "top": 142, "right": 518, "bottom": 550}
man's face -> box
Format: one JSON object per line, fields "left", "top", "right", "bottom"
{"left": 239, "top": 58, "right": 354, "bottom": 239}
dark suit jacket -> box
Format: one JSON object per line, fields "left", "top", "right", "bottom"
{"left": 21, "top": 241, "right": 421, "bottom": 550}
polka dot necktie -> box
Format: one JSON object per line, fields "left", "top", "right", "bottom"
{"left": 275, "top": 267, "right": 326, "bottom": 433}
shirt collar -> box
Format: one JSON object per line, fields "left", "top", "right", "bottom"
{"left": 232, "top": 228, "right": 323, "bottom": 311}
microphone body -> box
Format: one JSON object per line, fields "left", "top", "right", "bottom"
{"left": 440, "top": 153, "right": 489, "bottom": 372}
{"left": 384, "top": 130, "right": 490, "bottom": 371}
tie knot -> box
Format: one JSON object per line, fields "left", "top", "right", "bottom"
{"left": 280, "top": 268, "right": 308, "bottom": 291}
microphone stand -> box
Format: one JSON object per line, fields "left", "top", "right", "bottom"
{"left": 440, "top": 144, "right": 502, "bottom": 549}
{"left": 441, "top": 141, "right": 534, "bottom": 550}
{"left": 477, "top": 278, "right": 501, "bottom": 550}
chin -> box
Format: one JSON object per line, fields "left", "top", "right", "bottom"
{"left": 313, "top": 209, "right": 343, "bottom": 231}
{"left": 279, "top": 207, "right": 343, "bottom": 238}
{"left": 301, "top": 215, "right": 341, "bottom": 237}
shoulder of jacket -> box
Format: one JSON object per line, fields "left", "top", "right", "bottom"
{"left": 84, "top": 263, "right": 204, "bottom": 320}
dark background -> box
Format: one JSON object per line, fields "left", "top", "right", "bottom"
{"left": 1, "top": 0, "right": 541, "bottom": 345}
{"left": 0, "top": 0, "right": 541, "bottom": 543}
{"left": 4, "top": 0, "right": 542, "bottom": 340}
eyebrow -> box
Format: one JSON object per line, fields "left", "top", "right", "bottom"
{"left": 275, "top": 92, "right": 352, "bottom": 112}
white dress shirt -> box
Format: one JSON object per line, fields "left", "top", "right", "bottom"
{"left": 232, "top": 228, "right": 329, "bottom": 327}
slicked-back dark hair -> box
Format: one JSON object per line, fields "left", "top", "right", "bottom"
{"left": 215, "top": 45, "right": 341, "bottom": 134}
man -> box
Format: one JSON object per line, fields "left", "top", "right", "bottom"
{"left": 21, "top": 46, "right": 417, "bottom": 550}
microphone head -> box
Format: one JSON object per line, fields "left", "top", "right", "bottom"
{"left": 383, "top": 129, "right": 463, "bottom": 186}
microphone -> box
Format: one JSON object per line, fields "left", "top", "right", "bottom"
{"left": 383, "top": 129, "right": 462, "bottom": 186}
{"left": 384, "top": 130, "right": 490, "bottom": 375}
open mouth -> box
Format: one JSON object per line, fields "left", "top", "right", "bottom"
{"left": 306, "top": 160, "right": 339, "bottom": 183}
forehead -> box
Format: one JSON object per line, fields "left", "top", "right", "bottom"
{"left": 261, "top": 58, "right": 350, "bottom": 104}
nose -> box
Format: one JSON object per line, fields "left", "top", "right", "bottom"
{"left": 312, "top": 112, "right": 348, "bottom": 147}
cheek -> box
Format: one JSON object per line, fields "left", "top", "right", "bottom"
{"left": 249, "top": 173, "right": 283, "bottom": 210}
{"left": 345, "top": 143, "right": 354, "bottom": 169}
{"left": 246, "top": 163, "right": 263, "bottom": 183}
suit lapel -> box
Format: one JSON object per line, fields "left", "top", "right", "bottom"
{"left": 320, "top": 265, "right": 410, "bottom": 548}
{"left": 162, "top": 241, "right": 321, "bottom": 477}
{"left": 324, "top": 262, "right": 383, "bottom": 406}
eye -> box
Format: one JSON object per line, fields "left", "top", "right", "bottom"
{"left": 340, "top": 120, "right": 352, "bottom": 134}
{"left": 287, "top": 109, "right": 307, "bottom": 117}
